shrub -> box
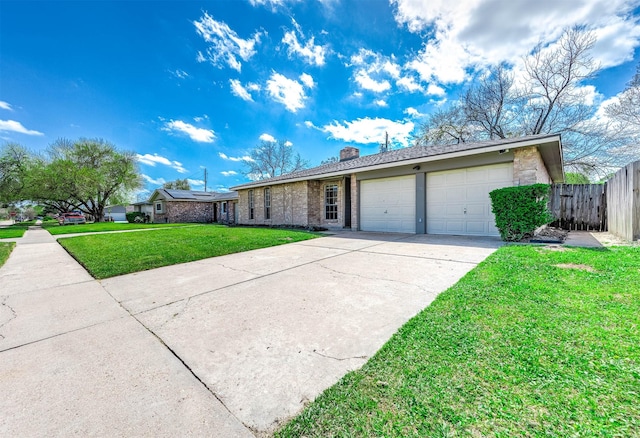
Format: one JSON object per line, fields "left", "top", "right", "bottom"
{"left": 126, "top": 212, "right": 145, "bottom": 223}
{"left": 490, "top": 184, "right": 554, "bottom": 241}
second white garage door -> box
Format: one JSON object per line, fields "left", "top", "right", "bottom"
{"left": 427, "top": 163, "right": 513, "bottom": 236}
{"left": 360, "top": 175, "right": 415, "bottom": 233}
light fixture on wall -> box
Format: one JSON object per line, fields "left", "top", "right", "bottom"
{"left": 499, "top": 149, "right": 510, "bottom": 154}
{"left": 413, "top": 165, "right": 421, "bottom": 170}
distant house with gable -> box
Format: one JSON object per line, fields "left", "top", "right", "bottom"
{"left": 146, "top": 188, "right": 238, "bottom": 224}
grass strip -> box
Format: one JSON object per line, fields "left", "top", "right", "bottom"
{"left": 59, "top": 225, "right": 319, "bottom": 279}
{"left": 277, "top": 245, "right": 640, "bottom": 437}
{"left": 0, "top": 242, "right": 15, "bottom": 267}
{"left": 45, "top": 221, "right": 195, "bottom": 235}
{"left": 0, "top": 226, "right": 27, "bottom": 239}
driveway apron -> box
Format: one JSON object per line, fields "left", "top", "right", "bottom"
{"left": 1, "top": 228, "right": 502, "bottom": 436}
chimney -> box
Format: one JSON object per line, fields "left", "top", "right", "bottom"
{"left": 339, "top": 146, "right": 360, "bottom": 162}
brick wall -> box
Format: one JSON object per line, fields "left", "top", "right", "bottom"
{"left": 155, "top": 201, "right": 213, "bottom": 223}
{"left": 238, "top": 181, "right": 310, "bottom": 227}
{"left": 350, "top": 173, "right": 358, "bottom": 230}
{"left": 513, "top": 146, "right": 551, "bottom": 185}
{"left": 213, "top": 201, "right": 236, "bottom": 224}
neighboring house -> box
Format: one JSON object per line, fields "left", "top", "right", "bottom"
{"left": 132, "top": 200, "right": 154, "bottom": 221}
{"left": 103, "top": 205, "right": 133, "bottom": 222}
{"left": 230, "top": 134, "right": 564, "bottom": 236}
{"left": 148, "top": 188, "right": 239, "bottom": 223}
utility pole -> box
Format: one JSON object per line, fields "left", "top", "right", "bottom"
{"left": 204, "top": 168, "right": 207, "bottom": 192}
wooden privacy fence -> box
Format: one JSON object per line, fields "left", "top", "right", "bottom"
{"left": 606, "top": 160, "right": 640, "bottom": 241}
{"left": 548, "top": 184, "right": 607, "bottom": 231}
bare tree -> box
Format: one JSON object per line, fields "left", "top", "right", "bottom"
{"left": 464, "top": 64, "right": 521, "bottom": 140}
{"left": 244, "top": 140, "right": 308, "bottom": 180}
{"left": 415, "top": 104, "right": 474, "bottom": 146}
{"left": 606, "top": 64, "right": 640, "bottom": 130}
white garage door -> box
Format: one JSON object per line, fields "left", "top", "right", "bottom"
{"left": 427, "top": 163, "right": 513, "bottom": 236}
{"left": 361, "top": 175, "right": 415, "bottom": 233}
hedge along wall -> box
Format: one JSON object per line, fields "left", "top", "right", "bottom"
{"left": 490, "top": 184, "right": 554, "bottom": 241}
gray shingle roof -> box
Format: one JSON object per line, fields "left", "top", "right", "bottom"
{"left": 231, "top": 134, "right": 561, "bottom": 190}
{"left": 150, "top": 189, "right": 238, "bottom": 202}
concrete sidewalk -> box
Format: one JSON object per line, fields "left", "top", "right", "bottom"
{"left": 0, "top": 228, "right": 252, "bottom": 437}
{"left": 1, "top": 228, "right": 503, "bottom": 436}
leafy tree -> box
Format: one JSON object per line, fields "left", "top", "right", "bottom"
{"left": 244, "top": 139, "right": 307, "bottom": 180}
{"left": 0, "top": 143, "right": 33, "bottom": 203}
{"left": 163, "top": 178, "right": 191, "bottom": 190}
{"left": 31, "top": 138, "right": 142, "bottom": 221}
{"left": 564, "top": 172, "right": 590, "bottom": 184}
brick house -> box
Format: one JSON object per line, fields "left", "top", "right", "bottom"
{"left": 230, "top": 134, "right": 564, "bottom": 236}
{"left": 148, "top": 188, "right": 238, "bottom": 224}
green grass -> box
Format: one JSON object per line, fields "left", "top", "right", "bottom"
{"left": 58, "top": 225, "right": 319, "bottom": 279}
{"left": 0, "top": 223, "right": 31, "bottom": 239}
{"left": 44, "top": 221, "right": 194, "bottom": 235}
{"left": 0, "top": 242, "right": 15, "bottom": 267}
{"left": 276, "top": 245, "right": 640, "bottom": 437}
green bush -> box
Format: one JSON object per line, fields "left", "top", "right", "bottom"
{"left": 490, "top": 184, "right": 554, "bottom": 241}
{"left": 126, "top": 212, "right": 145, "bottom": 223}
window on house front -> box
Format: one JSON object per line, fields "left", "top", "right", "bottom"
{"left": 325, "top": 184, "right": 338, "bottom": 220}
{"left": 155, "top": 202, "right": 164, "bottom": 214}
{"left": 248, "top": 190, "right": 254, "bottom": 220}
{"left": 264, "top": 188, "right": 271, "bottom": 220}
{"left": 222, "top": 202, "right": 227, "bottom": 214}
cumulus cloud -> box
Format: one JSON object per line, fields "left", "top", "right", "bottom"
{"left": 392, "top": 0, "right": 640, "bottom": 85}
{"left": 259, "top": 133, "right": 276, "bottom": 142}
{"left": 219, "top": 152, "right": 254, "bottom": 162}
{"left": 284, "top": 140, "right": 293, "bottom": 147}
{"left": 221, "top": 170, "right": 238, "bottom": 176}
{"left": 396, "top": 75, "right": 424, "bottom": 93}
{"left": 266, "top": 72, "right": 313, "bottom": 112}
{"left": 0, "top": 120, "right": 44, "bottom": 136}
{"left": 404, "top": 107, "right": 425, "bottom": 118}
{"left": 349, "top": 48, "right": 404, "bottom": 94}
{"left": 282, "top": 19, "right": 327, "bottom": 66}
{"left": 230, "top": 79, "right": 260, "bottom": 101}
{"left": 137, "top": 153, "right": 188, "bottom": 173}
{"left": 374, "top": 99, "right": 388, "bottom": 107}
{"left": 354, "top": 71, "right": 391, "bottom": 93}
{"left": 0, "top": 101, "right": 13, "bottom": 111}
{"left": 188, "top": 179, "right": 205, "bottom": 187}
{"left": 299, "top": 73, "right": 315, "bottom": 88}
{"left": 163, "top": 120, "right": 215, "bottom": 143}
{"left": 141, "top": 174, "right": 166, "bottom": 186}
{"left": 194, "top": 12, "right": 263, "bottom": 72}
{"left": 322, "top": 117, "right": 415, "bottom": 147}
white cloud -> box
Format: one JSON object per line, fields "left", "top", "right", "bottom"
{"left": 374, "top": 99, "right": 388, "bottom": 107}
{"left": 404, "top": 107, "right": 425, "bottom": 118}
{"left": 284, "top": 140, "right": 293, "bottom": 147}
{"left": 304, "top": 120, "right": 316, "bottom": 128}
{"left": 354, "top": 71, "right": 391, "bottom": 93}
{"left": 393, "top": 0, "right": 640, "bottom": 85}
{"left": 396, "top": 75, "right": 424, "bottom": 93}
{"left": 0, "top": 120, "right": 44, "bottom": 136}
{"left": 259, "top": 133, "right": 276, "bottom": 142}
{"left": 219, "top": 152, "right": 254, "bottom": 162}
{"left": 163, "top": 120, "right": 215, "bottom": 143}
{"left": 193, "top": 115, "right": 209, "bottom": 122}
{"left": 282, "top": 19, "right": 327, "bottom": 66}
{"left": 188, "top": 179, "right": 205, "bottom": 187}
{"left": 426, "top": 84, "right": 446, "bottom": 96}
{"left": 322, "top": 117, "right": 415, "bottom": 147}
{"left": 136, "top": 153, "right": 188, "bottom": 173}
{"left": 221, "top": 170, "right": 238, "bottom": 176}
{"left": 194, "top": 12, "right": 262, "bottom": 72}
{"left": 266, "top": 72, "right": 311, "bottom": 112}
{"left": 141, "top": 174, "right": 166, "bottom": 186}
{"left": 0, "top": 101, "right": 13, "bottom": 111}
{"left": 299, "top": 73, "right": 315, "bottom": 88}
{"left": 172, "top": 69, "right": 189, "bottom": 79}
{"left": 230, "top": 79, "right": 256, "bottom": 101}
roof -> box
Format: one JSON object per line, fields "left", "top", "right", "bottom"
{"left": 149, "top": 189, "right": 238, "bottom": 202}
{"left": 231, "top": 134, "right": 564, "bottom": 190}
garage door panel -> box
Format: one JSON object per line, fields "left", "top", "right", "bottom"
{"left": 361, "top": 175, "right": 415, "bottom": 233}
{"left": 427, "top": 163, "right": 513, "bottom": 236}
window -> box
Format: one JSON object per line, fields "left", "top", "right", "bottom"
{"left": 155, "top": 202, "right": 164, "bottom": 214}
{"left": 222, "top": 202, "right": 227, "bottom": 214}
{"left": 248, "top": 190, "right": 254, "bottom": 220}
{"left": 325, "top": 184, "right": 338, "bottom": 220}
{"left": 264, "top": 188, "right": 271, "bottom": 220}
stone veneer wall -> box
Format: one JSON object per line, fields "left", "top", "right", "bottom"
{"left": 155, "top": 201, "right": 213, "bottom": 223}
{"left": 513, "top": 146, "right": 551, "bottom": 185}
{"left": 350, "top": 174, "right": 358, "bottom": 230}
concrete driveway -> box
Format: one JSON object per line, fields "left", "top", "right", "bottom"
{"left": 0, "top": 229, "right": 502, "bottom": 436}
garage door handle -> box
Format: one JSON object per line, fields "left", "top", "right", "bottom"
{"left": 463, "top": 207, "right": 467, "bottom": 214}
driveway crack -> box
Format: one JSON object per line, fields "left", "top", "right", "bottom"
{"left": 313, "top": 349, "right": 368, "bottom": 361}
{"left": 0, "top": 296, "right": 17, "bottom": 337}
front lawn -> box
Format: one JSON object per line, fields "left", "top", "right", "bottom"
{"left": 277, "top": 245, "right": 640, "bottom": 437}
{"left": 0, "top": 223, "right": 30, "bottom": 239}
{"left": 0, "top": 242, "right": 15, "bottom": 267}
{"left": 44, "top": 221, "right": 196, "bottom": 235}
{"left": 59, "top": 225, "right": 319, "bottom": 279}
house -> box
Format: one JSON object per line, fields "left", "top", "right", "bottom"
{"left": 148, "top": 188, "right": 239, "bottom": 224}
{"left": 132, "top": 200, "right": 154, "bottom": 220}
{"left": 230, "top": 134, "right": 564, "bottom": 236}
{"left": 103, "top": 205, "right": 133, "bottom": 222}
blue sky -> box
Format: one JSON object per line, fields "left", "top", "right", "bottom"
{"left": 1, "top": 0, "right": 639, "bottom": 198}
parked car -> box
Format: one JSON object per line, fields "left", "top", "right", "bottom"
{"left": 57, "top": 212, "right": 86, "bottom": 225}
